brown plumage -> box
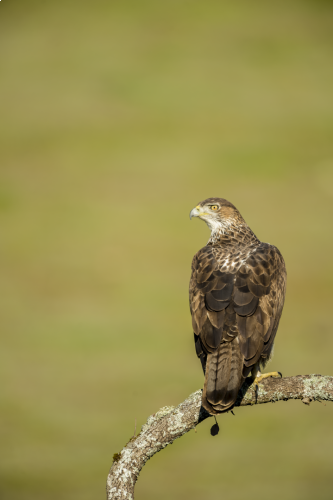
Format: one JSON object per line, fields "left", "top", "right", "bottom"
{"left": 189, "top": 198, "right": 286, "bottom": 415}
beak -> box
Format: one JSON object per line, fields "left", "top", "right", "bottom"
{"left": 190, "top": 206, "right": 201, "bottom": 220}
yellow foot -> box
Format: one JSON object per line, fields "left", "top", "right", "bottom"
{"left": 252, "top": 371, "right": 282, "bottom": 402}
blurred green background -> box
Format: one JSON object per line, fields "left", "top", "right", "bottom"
{"left": 1, "top": 1, "right": 333, "bottom": 499}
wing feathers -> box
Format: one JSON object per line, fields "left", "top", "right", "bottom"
{"left": 205, "top": 293, "right": 230, "bottom": 312}
{"left": 210, "top": 283, "right": 233, "bottom": 301}
{"left": 201, "top": 319, "right": 223, "bottom": 352}
{"left": 190, "top": 241, "right": 286, "bottom": 415}
{"left": 207, "top": 309, "right": 225, "bottom": 329}
{"left": 233, "top": 295, "right": 259, "bottom": 316}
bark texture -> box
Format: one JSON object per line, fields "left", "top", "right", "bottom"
{"left": 106, "top": 374, "right": 333, "bottom": 500}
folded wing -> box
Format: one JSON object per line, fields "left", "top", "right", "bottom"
{"left": 190, "top": 243, "right": 286, "bottom": 414}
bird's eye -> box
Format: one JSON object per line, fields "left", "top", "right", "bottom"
{"left": 210, "top": 205, "right": 218, "bottom": 211}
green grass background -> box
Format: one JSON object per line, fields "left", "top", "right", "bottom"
{"left": 1, "top": 1, "right": 333, "bottom": 499}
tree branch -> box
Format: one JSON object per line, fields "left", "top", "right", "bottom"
{"left": 106, "top": 374, "right": 333, "bottom": 499}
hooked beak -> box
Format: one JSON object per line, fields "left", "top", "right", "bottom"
{"left": 189, "top": 206, "right": 201, "bottom": 220}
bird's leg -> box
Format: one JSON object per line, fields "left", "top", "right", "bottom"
{"left": 251, "top": 363, "right": 282, "bottom": 402}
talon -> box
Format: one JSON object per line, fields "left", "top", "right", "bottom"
{"left": 255, "top": 383, "right": 258, "bottom": 403}
{"left": 252, "top": 371, "right": 282, "bottom": 403}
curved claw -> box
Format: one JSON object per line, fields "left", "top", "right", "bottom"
{"left": 252, "top": 371, "right": 282, "bottom": 404}
{"left": 254, "top": 383, "right": 259, "bottom": 404}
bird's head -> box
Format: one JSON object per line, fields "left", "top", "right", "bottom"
{"left": 190, "top": 197, "right": 242, "bottom": 233}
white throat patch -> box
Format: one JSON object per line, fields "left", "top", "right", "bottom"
{"left": 206, "top": 217, "right": 236, "bottom": 244}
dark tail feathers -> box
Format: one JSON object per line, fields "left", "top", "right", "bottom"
{"left": 202, "top": 340, "right": 244, "bottom": 415}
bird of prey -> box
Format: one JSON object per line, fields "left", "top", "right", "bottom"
{"left": 189, "top": 198, "right": 286, "bottom": 415}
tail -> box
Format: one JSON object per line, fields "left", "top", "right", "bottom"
{"left": 202, "top": 340, "right": 244, "bottom": 415}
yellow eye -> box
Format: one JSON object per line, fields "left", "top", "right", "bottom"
{"left": 211, "top": 205, "right": 218, "bottom": 211}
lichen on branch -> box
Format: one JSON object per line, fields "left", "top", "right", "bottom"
{"left": 106, "top": 374, "right": 333, "bottom": 500}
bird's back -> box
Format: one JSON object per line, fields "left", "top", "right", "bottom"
{"left": 190, "top": 231, "right": 286, "bottom": 414}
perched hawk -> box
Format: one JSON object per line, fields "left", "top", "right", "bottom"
{"left": 189, "top": 198, "right": 286, "bottom": 415}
